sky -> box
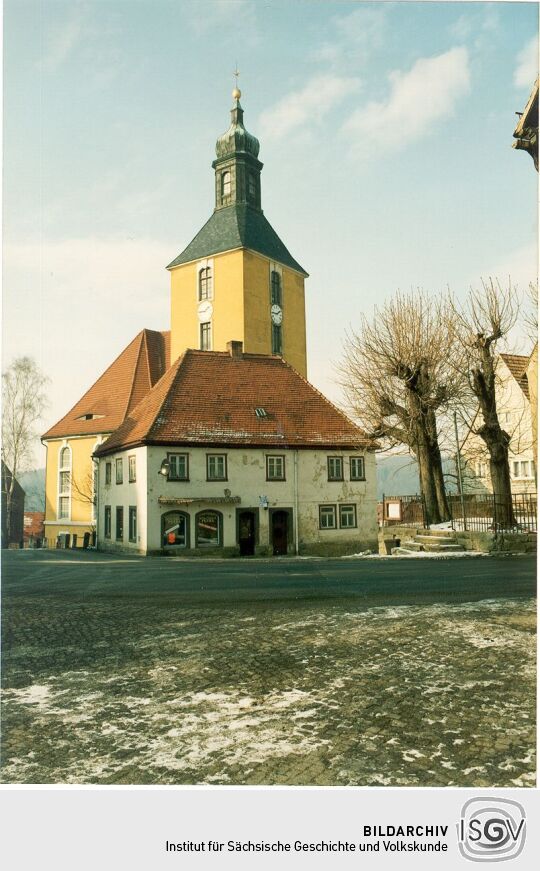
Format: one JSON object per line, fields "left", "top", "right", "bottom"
{"left": 2, "top": 0, "right": 539, "bottom": 467}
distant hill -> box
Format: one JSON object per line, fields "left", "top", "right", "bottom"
{"left": 376, "top": 455, "right": 420, "bottom": 499}
{"left": 18, "top": 468, "right": 45, "bottom": 511}
{"left": 376, "top": 454, "right": 459, "bottom": 500}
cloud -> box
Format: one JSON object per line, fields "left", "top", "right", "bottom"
{"left": 259, "top": 75, "right": 361, "bottom": 142}
{"left": 343, "top": 47, "right": 470, "bottom": 157}
{"left": 43, "top": 13, "right": 84, "bottom": 72}
{"left": 514, "top": 37, "right": 539, "bottom": 89}
{"left": 313, "top": 5, "right": 388, "bottom": 67}
{"left": 449, "top": 6, "right": 499, "bottom": 51}
{"left": 188, "top": 0, "right": 256, "bottom": 35}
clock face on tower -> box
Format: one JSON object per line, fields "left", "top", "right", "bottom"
{"left": 271, "top": 304, "right": 283, "bottom": 325}
{"left": 197, "top": 301, "right": 213, "bottom": 322}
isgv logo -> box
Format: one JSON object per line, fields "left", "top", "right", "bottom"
{"left": 458, "top": 797, "right": 526, "bottom": 862}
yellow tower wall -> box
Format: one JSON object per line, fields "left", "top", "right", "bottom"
{"left": 170, "top": 248, "right": 307, "bottom": 377}
{"left": 170, "top": 250, "right": 245, "bottom": 364}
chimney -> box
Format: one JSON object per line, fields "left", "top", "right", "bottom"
{"left": 227, "top": 340, "right": 243, "bottom": 358}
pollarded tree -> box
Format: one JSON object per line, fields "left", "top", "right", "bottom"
{"left": 2, "top": 357, "right": 49, "bottom": 544}
{"left": 451, "top": 279, "right": 519, "bottom": 528}
{"left": 340, "top": 290, "right": 466, "bottom": 524}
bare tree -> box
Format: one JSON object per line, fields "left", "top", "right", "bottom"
{"left": 451, "top": 279, "right": 519, "bottom": 527}
{"left": 2, "top": 357, "right": 48, "bottom": 543}
{"left": 69, "top": 468, "right": 97, "bottom": 534}
{"left": 340, "top": 290, "right": 466, "bottom": 524}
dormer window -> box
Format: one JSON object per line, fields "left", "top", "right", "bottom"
{"left": 199, "top": 267, "right": 212, "bottom": 301}
{"left": 76, "top": 413, "right": 105, "bottom": 421}
{"left": 221, "top": 171, "right": 231, "bottom": 203}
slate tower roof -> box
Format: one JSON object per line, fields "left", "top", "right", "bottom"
{"left": 167, "top": 90, "right": 307, "bottom": 275}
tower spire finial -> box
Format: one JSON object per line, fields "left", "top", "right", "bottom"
{"left": 232, "top": 64, "right": 241, "bottom": 101}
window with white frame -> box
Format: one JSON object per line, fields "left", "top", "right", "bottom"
{"left": 319, "top": 505, "right": 337, "bottom": 529}
{"left": 168, "top": 453, "right": 189, "bottom": 481}
{"left": 327, "top": 456, "right": 344, "bottom": 481}
{"left": 475, "top": 461, "right": 487, "bottom": 478}
{"left": 207, "top": 454, "right": 227, "bottom": 481}
{"left": 198, "top": 267, "right": 212, "bottom": 301}
{"left": 339, "top": 504, "right": 357, "bottom": 528}
{"left": 116, "top": 458, "right": 123, "bottom": 484}
{"left": 266, "top": 455, "right": 285, "bottom": 481}
{"left": 105, "top": 462, "right": 112, "bottom": 485}
{"left": 58, "top": 445, "right": 71, "bottom": 520}
{"left": 513, "top": 460, "right": 533, "bottom": 479}
{"left": 200, "top": 322, "right": 212, "bottom": 351}
{"left": 128, "top": 455, "right": 136, "bottom": 483}
{"left": 350, "top": 456, "right": 365, "bottom": 480}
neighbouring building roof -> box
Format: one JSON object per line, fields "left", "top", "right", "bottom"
{"left": 95, "top": 349, "right": 373, "bottom": 456}
{"left": 513, "top": 78, "right": 539, "bottom": 170}
{"left": 500, "top": 353, "right": 531, "bottom": 400}
{"left": 24, "top": 512, "right": 45, "bottom": 538}
{"left": 166, "top": 204, "right": 308, "bottom": 276}
{"left": 42, "top": 329, "right": 170, "bottom": 439}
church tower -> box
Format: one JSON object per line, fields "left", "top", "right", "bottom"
{"left": 168, "top": 88, "right": 308, "bottom": 376}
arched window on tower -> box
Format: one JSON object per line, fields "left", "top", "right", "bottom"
{"left": 198, "top": 267, "right": 212, "bottom": 301}
{"left": 248, "top": 173, "right": 256, "bottom": 203}
{"left": 221, "top": 171, "right": 231, "bottom": 203}
{"left": 271, "top": 271, "right": 282, "bottom": 306}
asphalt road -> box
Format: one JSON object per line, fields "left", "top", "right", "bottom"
{"left": 1, "top": 549, "right": 536, "bottom": 606}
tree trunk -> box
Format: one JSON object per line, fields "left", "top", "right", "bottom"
{"left": 427, "top": 416, "right": 451, "bottom": 522}
{"left": 481, "top": 430, "right": 515, "bottom": 529}
{"left": 408, "top": 388, "right": 444, "bottom": 526}
{"left": 472, "top": 344, "right": 515, "bottom": 529}
{"left": 413, "top": 430, "right": 441, "bottom": 525}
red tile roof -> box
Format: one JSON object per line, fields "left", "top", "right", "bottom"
{"left": 42, "top": 330, "right": 170, "bottom": 439}
{"left": 500, "top": 353, "right": 530, "bottom": 399}
{"left": 95, "top": 350, "right": 373, "bottom": 455}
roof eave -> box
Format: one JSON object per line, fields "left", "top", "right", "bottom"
{"left": 167, "top": 245, "right": 309, "bottom": 278}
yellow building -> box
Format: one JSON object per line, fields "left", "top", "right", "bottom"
{"left": 168, "top": 90, "right": 308, "bottom": 376}
{"left": 42, "top": 90, "right": 312, "bottom": 547}
{"left": 42, "top": 330, "right": 169, "bottom": 547}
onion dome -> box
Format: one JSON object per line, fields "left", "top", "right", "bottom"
{"left": 215, "top": 89, "right": 260, "bottom": 160}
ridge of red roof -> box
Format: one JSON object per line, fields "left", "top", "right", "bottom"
{"left": 42, "top": 329, "right": 170, "bottom": 439}
{"left": 95, "top": 349, "right": 374, "bottom": 456}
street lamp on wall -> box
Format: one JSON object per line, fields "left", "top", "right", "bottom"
{"left": 159, "top": 459, "right": 170, "bottom": 477}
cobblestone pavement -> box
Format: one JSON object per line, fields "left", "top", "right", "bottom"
{"left": 1, "top": 555, "right": 536, "bottom": 786}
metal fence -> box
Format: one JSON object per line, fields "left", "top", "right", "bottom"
{"left": 379, "top": 492, "right": 537, "bottom": 533}
{"left": 379, "top": 494, "right": 426, "bottom": 528}
{"left": 448, "top": 492, "right": 537, "bottom": 533}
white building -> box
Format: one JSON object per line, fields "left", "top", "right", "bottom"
{"left": 462, "top": 353, "right": 536, "bottom": 494}
{"left": 94, "top": 345, "right": 377, "bottom": 556}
